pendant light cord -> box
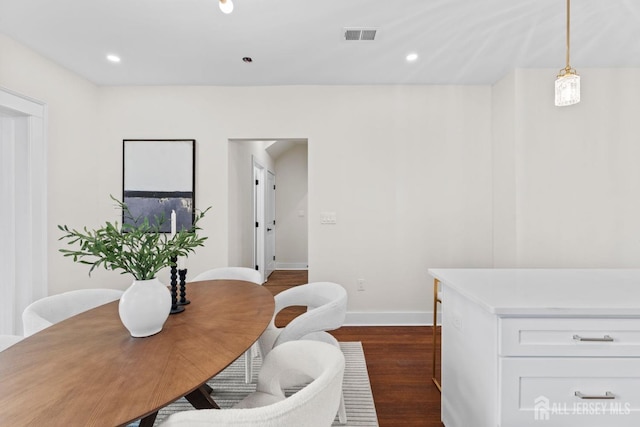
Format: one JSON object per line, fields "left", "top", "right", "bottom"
{"left": 565, "top": 0, "right": 571, "bottom": 70}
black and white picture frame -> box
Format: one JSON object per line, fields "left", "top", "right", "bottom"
{"left": 122, "top": 139, "right": 195, "bottom": 233}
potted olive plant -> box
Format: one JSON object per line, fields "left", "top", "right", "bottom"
{"left": 58, "top": 196, "right": 209, "bottom": 337}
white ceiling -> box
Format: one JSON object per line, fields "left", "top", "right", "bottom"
{"left": 1, "top": 0, "right": 639, "bottom": 86}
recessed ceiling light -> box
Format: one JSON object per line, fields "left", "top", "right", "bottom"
{"left": 106, "top": 54, "right": 121, "bottom": 63}
{"left": 219, "top": 0, "right": 233, "bottom": 14}
{"left": 406, "top": 53, "right": 418, "bottom": 62}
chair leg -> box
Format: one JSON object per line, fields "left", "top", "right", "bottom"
{"left": 432, "top": 278, "right": 441, "bottom": 392}
{"left": 244, "top": 347, "right": 253, "bottom": 384}
{"left": 337, "top": 392, "right": 347, "bottom": 424}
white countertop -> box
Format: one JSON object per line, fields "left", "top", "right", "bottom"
{"left": 428, "top": 268, "right": 640, "bottom": 316}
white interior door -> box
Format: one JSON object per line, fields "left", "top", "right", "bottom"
{"left": 252, "top": 158, "right": 265, "bottom": 282}
{"left": 0, "top": 89, "right": 47, "bottom": 334}
{"left": 265, "top": 171, "right": 276, "bottom": 279}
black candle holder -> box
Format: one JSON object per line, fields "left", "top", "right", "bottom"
{"left": 177, "top": 268, "right": 190, "bottom": 306}
{"left": 170, "top": 256, "right": 185, "bottom": 314}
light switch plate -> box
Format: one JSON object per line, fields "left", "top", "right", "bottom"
{"left": 320, "top": 211, "right": 337, "bottom": 224}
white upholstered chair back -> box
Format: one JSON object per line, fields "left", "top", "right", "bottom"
{"left": 159, "top": 340, "right": 345, "bottom": 427}
{"left": 260, "top": 282, "right": 347, "bottom": 353}
{"left": 191, "top": 267, "right": 262, "bottom": 284}
{"left": 190, "top": 266, "right": 263, "bottom": 383}
{"left": 257, "top": 281, "right": 348, "bottom": 423}
{"left": 22, "top": 289, "right": 123, "bottom": 337}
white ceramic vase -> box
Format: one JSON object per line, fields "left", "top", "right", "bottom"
{"left": 119, "top": 277, "right": 171, "bottom": 338}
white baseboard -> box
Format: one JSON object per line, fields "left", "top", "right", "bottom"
{"left": 275, "top": 262, "right": 308, "bottom": 270}
{"left": 344, "top": 311, "right": 441, "bottom": 326}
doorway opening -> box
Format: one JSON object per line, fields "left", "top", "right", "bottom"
{"left": 0, "top": 89, "right": 47, "bottom": 334}
{"left": 228, "top": 139, "right": 308, "bottom": 283}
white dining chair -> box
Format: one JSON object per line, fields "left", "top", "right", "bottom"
{"left": 191, "top": 266, "right": 263, "bottom": 383}
{"left": 258, "top": 281, "right": 348, "bottom": 424}
{"left": 22, "top": 288, "right": 124, "bottom": 337}
{"left": 0, "top": 334, "right": 23, "bottom": 352}
{"left": 191, "top": 267, "right": 262, "bottom": 285}
{"left": 158, "top": 340, "right": 345, "bottom": 427}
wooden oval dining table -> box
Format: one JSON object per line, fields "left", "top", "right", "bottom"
{"left": 0, "top": 279, "right": 275, "bottom": 427}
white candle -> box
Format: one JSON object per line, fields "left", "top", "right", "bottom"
{"left": 170, "top": 210, "right": 177, "bottom": 237}
{"left": 178, "top": 256, "right": 187, "bottom": 270}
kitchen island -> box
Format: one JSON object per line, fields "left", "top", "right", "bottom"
{"left": 429, "top": 269, "right": 640, "bottom": 427}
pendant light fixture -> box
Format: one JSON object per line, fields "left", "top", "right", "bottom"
{"left": 219, "top": 0, "right": 234, "bottom": 14}
{"left": 555, "top": 0, "right": 580, "bottom": 106}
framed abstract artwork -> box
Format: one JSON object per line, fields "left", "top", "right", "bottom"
{"left": 122, "top": 139, "right": 195, "bottom": 233}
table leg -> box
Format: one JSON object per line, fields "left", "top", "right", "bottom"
{"left": 136, "top": 384, "right": 217, "bottom": 425}
{"left": 185, "top": 385, "right": 220, "bottom": 409}
{"left": 203, "top": 383, "right": 213, "bottom": 395}
{"left": 138, "top": 412, "right": 158, "bottom": 427}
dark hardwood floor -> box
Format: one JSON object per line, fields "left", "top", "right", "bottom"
{"left": 263, "top": 270, "right": 443, "bottom": 427}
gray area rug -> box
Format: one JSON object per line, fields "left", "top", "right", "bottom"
{"left": 147, "top": 341, "right": 379, "bottom": 426}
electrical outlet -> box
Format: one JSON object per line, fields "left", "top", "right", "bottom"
{"left": 357, "top": 279, "right": 365, "bottom": 291}
{"left": 452, "top": 312, "right": 462, "bottom": 330}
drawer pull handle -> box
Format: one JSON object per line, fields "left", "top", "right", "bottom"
{"left": 575, "top": 391, "right": 615, "bottom": 400}
{"left": 573, "top": 334, "right": 614, "bottom": 342}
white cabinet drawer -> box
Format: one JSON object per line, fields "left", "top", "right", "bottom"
{"left": 500, "top": 317, "right": 640, "bottom": 357}
{"left": 500, "top": 357, "right": 640, "bottom": 427}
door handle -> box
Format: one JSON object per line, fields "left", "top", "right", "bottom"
{"left": 267, "top": 228, "right": 272, "bottom": 232}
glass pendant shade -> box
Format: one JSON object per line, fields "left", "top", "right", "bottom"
{"left": 555, "top": 0, "right": 580, "bottom": 107}
{"left": 555, "top": 72, "right": 580, "bottom": 107}
{"left": 219, "top": 0, "right": 233, "bottom": 14}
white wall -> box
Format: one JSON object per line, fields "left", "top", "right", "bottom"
{"left": 13, "top": 35, "right": 640, "bottom": 323}
{"left": 0, "top": 34, "right": 109, "bottom": 296}
{"left": 228, "top": 140, "right": 275, "bottom": 268}
{"left": 274, "top": 143, "right": 308, "bottom": 268}
{"left": 1, "top": 36, "right": 496, "bottom": 318}
{"left": 309, "top": 86, "right": 493, "bottom": 315}
{"left": 491, "top": 71, "right": 518, "bottom": 267}
{"left": 493, "top": 68, "right": 640, "bottom": 267}
{"left": 94, "top": 85, "right": 494, "bottom": 312}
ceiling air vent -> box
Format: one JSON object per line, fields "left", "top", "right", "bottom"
{"left": 343, "top": 28, "right": 378, "bottom": 41}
